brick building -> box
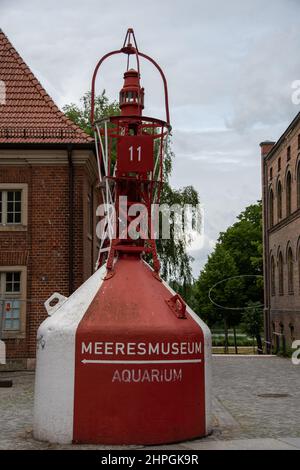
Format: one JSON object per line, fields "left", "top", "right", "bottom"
{"left": 0, "top": 30, "right": 99, "bottom": 369}
{"left": 261, "top": 112, "right": 300, "bottom": 353}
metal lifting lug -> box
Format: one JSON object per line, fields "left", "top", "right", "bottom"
{"left": 166, "top": 293, "right": 187, "bottom": 319}
{"left": 152, "top": 271, "right": 162, "bottom": 282}
{"left": 121, "top": 45, "right": 136, "bottom": 55}
{"left": 103, "top": 270, "right": 115, "bottom": 281}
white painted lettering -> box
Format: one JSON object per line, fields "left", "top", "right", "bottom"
{"left": 137, "top": 342, "right": 147, "bottom": 355}
{"left": 148, "top": 342, "right": 160, "bottom": 355}
{"left": 81, "top": 342, "right": 92, "bottom": 354}
{"left": 111, "top": 368, "right": 183, "bottom": 383}
{"left": 81, "top": 341, "right": 202, "bottom": 357}
{"left": 115, "top": 342, "right": 125, "bottom": 355}
{"left": 127, "top": 343, "right": 136, "bottom": 355}
{"left": 122, "top": 370, "right": 131, "bottom": 382}
{"left": 94, "top": 342, "right": 103, "bottom": 354}
{"left": 112, "top": 369, "right": 121, "bottom": 382}
{"left": 104, "top": 342, "right": 114, "bottom": 355}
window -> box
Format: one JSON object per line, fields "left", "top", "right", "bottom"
{"left": 126, "top": 91, "right": 137, "bottom": 103}
{"left": 299, "top": 247, "right": 300, "bottom": 293}
{"left": 289, "top": 323, "right": 295, "bottom": 342}
{"left": 269, "top": 189, "right": 274, "bottom": 227}
{"left": 297, "top": 163, "right": 300, "bottom": 208}
{"left": 277, "top": 180, "right": 282, "bottom": 220}
{"left": 270, "top": 256, "right": 275, "bottom": 296}
{"left": 120, "top": 91, "right": 139, "bottom": 105}
{"left": 3, "top": 300, "right": 21, "bottom": 331}
{"left": 0, "top": 190, "right": 21, "bottom": 224}
{"left": 287, "top": 247, "right": 294, "bottom": 294}
{"left": 286, "top": 171, "right": 292, "bottom": 216}
{"left": 0, "top": 267, "right": 26, "bottom": 338}
{"left": 270, "top": 167, "right": 273, "bottom": 179}
{"left": 0, "top": 184, "right": 28, "bottom": 230}
{"left": 278, "top": 157, "right": 281, "bottom": 171}
{"left": 272, "top": 322, "right": 279, "bottom": 353}
{"left": 298, "top": 134, "right": 300, "bottom": 150}
{"left": 287, "top": 145, "right": 291, "bottom": 161}
{"left": 5, "top": 272, "right": 21, "bottom": 293}
{"left": 279, "top": 322, "right": 286, "bottom": 353}
{"left": 278, "top": 252, "right": 284, "bottom": 295}
{"left": 87, "top": 194, "right": 93, "bottom": 237}
{"left": 1, "top": 272, "right": 21, "bottom": 331}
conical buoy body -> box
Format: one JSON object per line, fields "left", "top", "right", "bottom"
{"left": 34, "top": 258, "right": 211, "bottom": 445}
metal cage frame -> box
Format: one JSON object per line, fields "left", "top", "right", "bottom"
{"left": 91, "top": 29, "right": 171, "bottom": 275}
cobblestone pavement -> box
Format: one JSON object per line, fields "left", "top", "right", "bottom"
{"left": 0, "top": 356, "right": 300, "bottom": 450}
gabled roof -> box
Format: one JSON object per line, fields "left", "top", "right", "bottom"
{"left": 0, "top": 29, "right": 92, "bottom": 145}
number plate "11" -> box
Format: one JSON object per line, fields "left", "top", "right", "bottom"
{"left": 117, "top": 135, "right": 154, "bottom": 174}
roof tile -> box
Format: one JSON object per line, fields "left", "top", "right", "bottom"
{"left": 0, "top": 29, "right": 92, "bottom": 145}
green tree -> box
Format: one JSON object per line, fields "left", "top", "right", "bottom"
{"left": 241, "top": 301, "right": 264, "bottom": 354}
{"left": 193, "top": 201, "right": 263, "bottom": 352}
{"left": 63, "top": 90, "right": 120, "bottom": 136}
{"left": 194, "top": 244, "right": 244, "bottom": 352}
{"left": 64, "top": 91, "right": 200, "bottom": 288}
{"left": 218, "top": 201, "right": 263, "bottom": 303}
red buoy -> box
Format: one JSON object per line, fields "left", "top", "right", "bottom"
{"left": 33, "top": 29, "right": 212, "bottom": 445}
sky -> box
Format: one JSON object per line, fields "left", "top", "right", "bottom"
{"left": 1, "top": 0, "right": 300, "bottom": 276}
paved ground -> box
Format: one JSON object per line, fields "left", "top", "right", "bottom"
{"left": 0, "top": 356, "right": 300, "bottom": 450}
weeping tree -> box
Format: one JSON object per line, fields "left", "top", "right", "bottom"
{"left": 63, "top": 91, "right": 201, "bottom": 291}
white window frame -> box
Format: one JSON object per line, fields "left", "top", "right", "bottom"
{"left": 0, "top": 266, "right": 27, "bottom": 339}
{"left": 0, "top": 183, "right": 28, "bottom": 231}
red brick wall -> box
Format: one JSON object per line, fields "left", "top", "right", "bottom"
{"left": 262, "top": 120, "right": 300, "bottom": 349}
{"left": 81, "top": 171, "right": 100, "bottom": 281}
{"left": 0, "top": 151, "right": 99, "bottom": 366}
{"left": 27, "top": 165, "right": 70, "bottom": 357}
{"left": 0, "top": 166, "right": 31, "bottom": 360}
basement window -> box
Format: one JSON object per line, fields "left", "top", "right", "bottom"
{"left": 0, "top": 268, "right": 27, "bottom": 338}
{"left": 3, "top": 300, "right": 21, "bottom": 331}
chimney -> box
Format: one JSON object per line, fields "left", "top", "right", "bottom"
{"left": 260, "top": 140, "right": 276, "bottom": 158}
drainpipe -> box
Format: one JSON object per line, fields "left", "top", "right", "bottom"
{"left": 68, "top": 145, "right": 74, "bottom": 295}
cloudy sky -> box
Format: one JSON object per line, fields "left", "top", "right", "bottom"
{"left": 1, "top": 0, "right": 300, "bottom": 276}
